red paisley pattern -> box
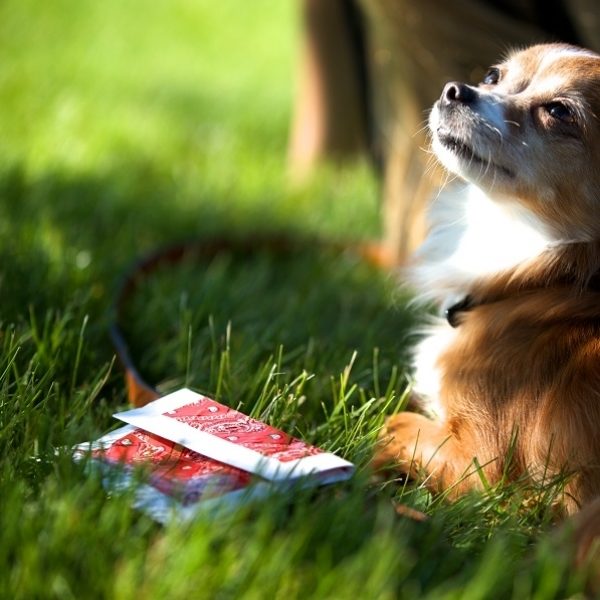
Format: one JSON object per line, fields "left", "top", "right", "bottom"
{"left": 163, "top": 399, "right": 322, "bottom": 462}
{"left": 97, "top": 428, "right": 251, "bottom": 504}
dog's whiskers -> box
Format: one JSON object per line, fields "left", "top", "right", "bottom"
{"left": 412, "top": 119, "right": 431, "bottom": 138}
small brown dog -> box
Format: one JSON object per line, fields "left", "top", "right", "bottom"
{"left": 374, "top": 43, "right": 600, "bottom": 518}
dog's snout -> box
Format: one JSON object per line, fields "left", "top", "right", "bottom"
{"left": 441, "top": 82, "right": 477, "bottom": 106}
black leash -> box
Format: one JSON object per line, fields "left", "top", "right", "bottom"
{"left": 109, "top": 235, "right": 393, "bottom": 406}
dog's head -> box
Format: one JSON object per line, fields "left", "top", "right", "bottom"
{"left": 429, "top": 43, "right": 600, "bottom": 240}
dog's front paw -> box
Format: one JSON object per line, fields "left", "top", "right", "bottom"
{"left": 371, "top": 412, "right": 427, "bottom": 475}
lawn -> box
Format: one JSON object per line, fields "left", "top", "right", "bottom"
{"left": 0, "top": 1, "right": 588, "bottom": 598}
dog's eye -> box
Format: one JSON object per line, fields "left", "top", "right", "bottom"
{"left": 545, "top": 102, "right": 575, "bottom": 123}
{"left": 482, "top": 68, "right": 500, "bottom": 85}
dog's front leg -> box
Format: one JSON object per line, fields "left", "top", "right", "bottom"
{"left": 373, "top": 412, "right": 486, "bottom": 497}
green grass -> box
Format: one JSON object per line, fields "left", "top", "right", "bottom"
{"left": 0, "top": 1, "right": 589, "bottom": 597}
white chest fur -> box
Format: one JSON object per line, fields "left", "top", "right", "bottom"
{"left": 411, "top": 184, "right": 551, "bottom": 303}
{"left": 412, "top": 321, "right": 457, "bottom": 419}
{"left": 410, "top": 183, "right": 552, "bottom": 418}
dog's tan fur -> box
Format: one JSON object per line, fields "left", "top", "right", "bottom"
{"left": 374, "top": 44, "right": 600, "bottom": 520}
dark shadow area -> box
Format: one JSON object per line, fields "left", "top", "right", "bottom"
{"left": 0, "top": 163, "right": 417, "bottom": 414}
{"left": 0, "top": 162, "right": 298, "bottom": 318}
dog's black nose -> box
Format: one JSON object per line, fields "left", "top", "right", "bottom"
{"left": 441, "top": 82, "right": 477, "bottom": 106}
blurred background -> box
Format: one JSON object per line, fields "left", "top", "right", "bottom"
{"left": 0, "top": 0, "right": 382, "bottom": 320}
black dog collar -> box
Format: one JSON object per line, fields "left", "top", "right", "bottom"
{"left": 444, "top": 295, "right": 473, "bottom": 327}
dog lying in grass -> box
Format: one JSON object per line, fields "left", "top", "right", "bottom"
{"left": 374, "top": 44, "right": 600, "bottom": 536}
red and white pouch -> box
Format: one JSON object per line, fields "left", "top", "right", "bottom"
{"left": 74, "top": 388, "right": 354, "bottom": 522}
